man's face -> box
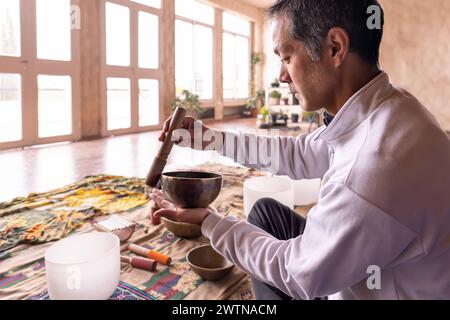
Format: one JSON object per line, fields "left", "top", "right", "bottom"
{"left": 272, "top": 17, "right": 335, "bottom": 112}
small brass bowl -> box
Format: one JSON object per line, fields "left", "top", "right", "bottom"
{"left": 187, "top": 245, "right": 234, "bottom": 281}
{"left": 161, "top": 171, "right": 223, "bottom": 208}
{"left": 161, "top": 217, "right": 202, "bottom": 238}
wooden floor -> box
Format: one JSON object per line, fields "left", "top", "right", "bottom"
{"left": 0, "top": 118, "right": 307, "bottom": 203}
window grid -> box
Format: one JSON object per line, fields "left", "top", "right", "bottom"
{"left": 101, "top": 0, "right": 162, "bottom": 135}
{"left": 222, "top": 29, "right": 251, "bottom": 101}
{"left": 175, "top": 15, "right": 214, "bottom": 101}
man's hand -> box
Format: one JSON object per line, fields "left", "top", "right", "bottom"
{"left": 149, "top": 189, "right": 215, "bottom": 226}
{"left": 158, "top": 115, "right": 224, "bottom": 151}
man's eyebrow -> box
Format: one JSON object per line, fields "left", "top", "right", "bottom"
{"left": 274, "top": 43, "right": 294, "bottom": 55}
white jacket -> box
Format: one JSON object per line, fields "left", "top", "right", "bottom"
{"left": 202, "top": 72, "right": 450, "bottom": 300}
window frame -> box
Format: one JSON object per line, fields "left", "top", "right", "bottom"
{"left": 100, "top": 0, "right": 163, "bottom": 137}
{"left": 222, "top": 15, "right": 252, "bottom": 107}
{"left": 174, "top": 14, "right": 214, "bottom": 109}
{"left": 0, "top": 0, "right": 81, "bottom": 151}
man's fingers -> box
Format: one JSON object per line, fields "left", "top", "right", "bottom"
{"left": 150, "top": 193, "right": 175, "bottom": 210}
{"left": 150, "top": 208, "right": 161, "bottom": 225}
{"left": 154, "top": 209, "right": 178, "bottom": 221}
{"left": 163, "top": 116, "right": 172, "bottom": 132}
{"left": 149, "top": 202, "right": 163, "bottom": 225}
{"left": 152, "top": 189, "right": 170, "bottom": 201}
{"left": 182, "top": 117, "right": 193, "bottom": 129}
{"left": 159, "top": 116, "right": 173, "bottom": 141}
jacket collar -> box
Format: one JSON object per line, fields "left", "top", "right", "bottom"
{"left": 315, "top": 71, "right": 394, "bottom": 143}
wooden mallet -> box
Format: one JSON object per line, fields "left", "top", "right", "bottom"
{"left": 145, "top": 106, "right": 187, "bottom": 188}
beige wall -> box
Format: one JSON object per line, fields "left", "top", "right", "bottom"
{"left": 380, "top": 0, "right": 450, "bottom": 131}
{"left": 262, "top": 1, "right": 450, "bottom": 131}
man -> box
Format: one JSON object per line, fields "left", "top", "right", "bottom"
{"left": 151, "top": 0, "right": 450, "bottom": 300}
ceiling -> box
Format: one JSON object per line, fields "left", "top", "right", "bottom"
{"left": 241, "top": 0, "right": 275, "bottom": 9}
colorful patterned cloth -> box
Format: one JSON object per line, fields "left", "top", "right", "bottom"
{"left": 0, "top": 175, "right": 149, "bottom": 253}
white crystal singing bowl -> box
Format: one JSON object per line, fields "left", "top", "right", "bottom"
{"left": 44, "top": 232, "right": 120, "bottom": 300}
{"left": 243, "top": 176, "right": 294, "bottom": 216}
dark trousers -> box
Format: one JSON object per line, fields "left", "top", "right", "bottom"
{"left": 247, "top": 198, "right": 307, "bottom": 300}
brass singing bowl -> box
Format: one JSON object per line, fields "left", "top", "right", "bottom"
{"left": 160, "top": 217, "right": 202, "bottom": 239}
{"left": 187, "top": 245, "right": 234, "bottom": 281}
{"left": 161, "top": 171, "right": 223, "bottom": 208}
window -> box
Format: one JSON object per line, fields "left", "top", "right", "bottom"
{"left": 0, "top": 0, "right": 21, "bottom": 57}
{"left": 36, "top": 0, "right": 72, "bottom": 61}
{"left": 105, "top": 2, "right": 130, "bottom": 66}
{"left": 102, "top": 1, "right": 161, "bottom": 134}
{"left": 223, "top": 12, "right": 250, "bottom": 37}
{"left": 175, "top": 0, "right": 214, "bottom": 25}
{"left": 131, "top": 0, "right": 161, "bottom": 9}
{"left": 0, "top": 0, "right": 80, "bottom": 150}
{"left": 175, "top": 0, "right": 213, "bottom": 100}
{"left": 0, "top": 73, "right": 21, "bottom": 143}
{"left": 138, "top": 11, "right": 158, "bottom": 69}
{"left": 38, "top": 75, "right": 72, "bottom": 138}
{"left": 222, "top": 12, "right": 251, "bottom": 100}
{"left": 138, "top": 79, "right": 159, "bottom": 127}
{"left": 107, "top": 77, "right": 131, "bottom": 131}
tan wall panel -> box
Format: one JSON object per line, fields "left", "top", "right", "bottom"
{"left": 380, "top": 0, "right": 450, "bottom": 130}
{"left": 161, "top": 0, "right": 176, "bottom": 121}
{"left": 79, "top": 0, "right": 101, "bottom": 138}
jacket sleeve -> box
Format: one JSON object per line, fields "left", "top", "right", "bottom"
{"left": 218, "top": 128, "right": 331, "bottom": 180}
{"left": 201, "top": 182, "right": 422, "bottom": 299}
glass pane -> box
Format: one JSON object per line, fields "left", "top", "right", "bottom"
{"left": 0, "top": 73, "right": 22, "bottom": 143}
{"left": 107, "top": 78, "right": 131, "bottom": 131}
{"left": 194, "top": 25, "right": 212, "bottom": 99}
{"left": 222, "top": 33, "right": 235, "bottom": 99}
{"left": 106, "top": 2, "right": 130, "bottom": 66}
{"left": 38, "top": 75, "right": 72, "bottom": 138}
{"left": 175, "top": 20, "right": 193, "bottom": 94}
{"left": 36, "top": 0, "right": 71, "bottom": 61}
{"left": 131, "top": 0, "right": 161, "bottom": 9}
{"left": 236, "top": 36, "right": 249, "bottom": 98}
{"left": 138, "top": 12, "right": 158, "bottom": 69}
{"left": 175, "top": 20, "right": 212, "bottom": 100}
{"left": 175, "top": 0, "right": 214, "bottom": 25}
{"left": 0, "top": 0, "right": 21, "bottom": 57}
{"left": 139, "top": 79, "right": 159, "bottom": 127}
{"left": 223, "top": 12, "right": 250, "bottom": 36}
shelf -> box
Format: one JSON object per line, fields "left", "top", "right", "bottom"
{"left": 266, "top": 85, "right": 295, "bottom": 107}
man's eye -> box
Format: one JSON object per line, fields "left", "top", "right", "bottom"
{"left": 281, "top": 57, "right": 291, "bottom": 64}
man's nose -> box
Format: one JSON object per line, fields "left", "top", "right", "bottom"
{"left": 279, "top": 64, "right": 291, "bottom": 84}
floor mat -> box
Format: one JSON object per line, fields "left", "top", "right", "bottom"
{"left": 0, "top": 163, "right": 270, "bottom": 300}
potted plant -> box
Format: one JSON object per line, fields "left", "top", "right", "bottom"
{"left": 259, "top": 105, "right": 270, "bottom": 122}
{"left": 269, "top": 90, "right": 282, "bottom": 106}
{"left": 171, "top": 89, "right": 203, "bottom": 118}
{"left": 249, "top": 53, "right": 263, "bottom": 96}
{"left": 244, "top": 97, "right": 259, "bottom": 118}
{"left": 255, "top": 90, "right": 265, "bottom": 109}
{"left": 271, "top": 78, "right": 280, "bottom": 88}
{"left": 244, "top": 89, "right": 266, "bottom": 118}
{"left": 257, "top": 105, "right": 270, "bottom": 128}
{"left": 270, "top": 111, "right": 279, "bottom": 125}
{"left": 243, "top": 53, "right": 265, "bottom": 119}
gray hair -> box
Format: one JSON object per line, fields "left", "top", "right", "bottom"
{"left": 267, "top": 0, "right": 384, "bottom": 65}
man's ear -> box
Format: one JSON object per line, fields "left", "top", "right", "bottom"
{"left": 325, "top": 27, "right": 349, "bottom": 68}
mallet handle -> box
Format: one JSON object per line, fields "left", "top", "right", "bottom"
{"left": 145, "top": 106, "right": 186, "bottom": 187}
